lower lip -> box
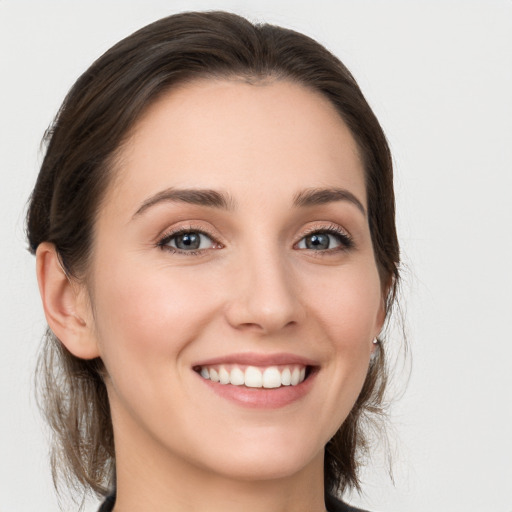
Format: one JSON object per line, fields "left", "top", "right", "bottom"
{"left": 196, "top": 370, "right": 317, "bottom": 409}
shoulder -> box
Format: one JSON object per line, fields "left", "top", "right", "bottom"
{"left": 326, "top": 493, "right": 372, "bottom": 512}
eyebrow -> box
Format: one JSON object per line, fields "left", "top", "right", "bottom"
{"left": 133, "top": 186, "right": 366, "bottom": 218}
{"left": 133, "top": 188, "right": 235, "bottom": 217}
{"left": 292, "top": 187, "right": 366, "bottom": 216}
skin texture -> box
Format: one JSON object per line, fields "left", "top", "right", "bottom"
{"left": 37, "top": 79, "right": 385, "bottom": 512}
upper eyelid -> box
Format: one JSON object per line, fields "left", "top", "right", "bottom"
{"left": 157, "top": 223, "right": 220, "bottom": 244}
{"left": 157, "top": 222, "right": 349, "bottom": 238}
{"left": 296, "top": 223, "right": 353, "bottom": 243}
{"left": 158, "top": 221, "right": 351, "bottom": 237}
{"left": 299, "top": 223, "right": 349, "bottom": 236}
{"left": 161, "top": 230, "right": 216, "bottom": 245}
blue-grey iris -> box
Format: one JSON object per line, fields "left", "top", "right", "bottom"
{"left": 175, "top": 232, "right": 201, "bottom": 250}
{"left": 305, "top": 233, "right": 330, "bottom": 250}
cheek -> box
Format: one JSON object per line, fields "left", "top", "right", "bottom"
{"left": 298, "top": 262, "right": 381, "bottom": 415}
{"left": 90, "top": 258, "right": 222, "bottom": 374}
{"left": 301, "top": 262, "right": 382, "bottom": 346}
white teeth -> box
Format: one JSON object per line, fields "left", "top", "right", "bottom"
{"left": 229, "top": 367, "right": 245, "bottom": 386}
{"left": 219, "top": 367, "right": 230, "bottom": 384}
{"left": 281, "top": 368, "right": 291, "bottom": 386}
{"left": 199, "top": 364, "right": 309, "bottom": 388}
{"left": 245, "top": 366, "right": 263, "bottom": 388}
{"left": 262, "top": 367, "right": 282, "bottom": 388}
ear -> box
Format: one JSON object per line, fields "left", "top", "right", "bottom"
{"left": 36, "top": 242, "right": 100, "bottom": 360}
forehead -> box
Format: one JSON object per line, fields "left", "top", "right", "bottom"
{"left": 106, "top": 78, "right": 366, "bottom": 215}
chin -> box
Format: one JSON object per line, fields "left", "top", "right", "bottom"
{"left": 209, "top": 453, "right": 319, "bottom": 482}
{"left": 190, "top": 429, "right": 324, "bottom": 482}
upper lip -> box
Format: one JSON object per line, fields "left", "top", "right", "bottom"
{"left": 193, "top": 352, "right": 319, "bottom": 368}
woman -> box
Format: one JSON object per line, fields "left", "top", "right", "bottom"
{"left": 27, "top": 11, "right": 399, "bottom": 512}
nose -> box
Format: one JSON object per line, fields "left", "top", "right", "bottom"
{"left": 224, "top": 248, "right": 303, "bottom": 335}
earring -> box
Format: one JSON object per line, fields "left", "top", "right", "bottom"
{"left": 370, "top": 338, "right": 379, "bottom": 362}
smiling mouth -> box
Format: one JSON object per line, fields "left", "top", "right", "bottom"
{"left": 193, "top": 364, "right": 315, "bottom": 389}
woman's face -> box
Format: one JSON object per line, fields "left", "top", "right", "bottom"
{"left": 84, "top": 79, "right": 385, "bottom": 482}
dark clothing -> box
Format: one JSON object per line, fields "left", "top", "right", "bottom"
{"left": 98, "top": 493, "right": 116, "bottom": 512}
{"left": 326, "top": 493, "right": 370, "bottom": 512}
{"left": 98, "top": 492, "right": 369, "bottom": 511}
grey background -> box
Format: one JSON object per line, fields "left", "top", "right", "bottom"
{"left": 1, "top": 1, "right": 511, "bottom": 511}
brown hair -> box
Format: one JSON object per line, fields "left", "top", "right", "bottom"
{"left": 27, "top": 10, "right": 399, "bottom": 501}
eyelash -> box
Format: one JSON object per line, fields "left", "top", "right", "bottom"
{"left": 157, "top": 224, "right": 220, "bottom": 256}
{"left": 156, "top": 223, "right": 354, "bottom": 256}
{"left": 298, "top": 224, "right": 354, "bottom": 253}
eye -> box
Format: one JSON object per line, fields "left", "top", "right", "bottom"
{"left": 296, "top": 227, "right": 353, "bottom": 252}
{"left": 158, "top": 229, "right": 218, "bottom": 254}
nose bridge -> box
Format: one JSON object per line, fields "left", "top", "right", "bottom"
{"left": 225, "top": 238, "right": 301, "bottom": 333}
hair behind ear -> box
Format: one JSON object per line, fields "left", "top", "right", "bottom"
{"left": 34, "top": 328, "right": 114, "bottom": 499}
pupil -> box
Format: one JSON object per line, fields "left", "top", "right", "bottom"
{"left": 176, "top": 233, "right": 200, "bottom": 250}
{"left": 306, "top": 233, "right": 329, "bottom": 250}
